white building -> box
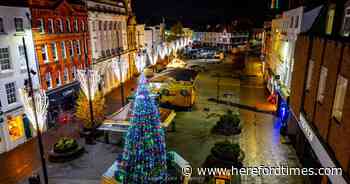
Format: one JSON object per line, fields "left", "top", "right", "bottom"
{"left": 144, "top": 24, "right": 165, "bottom": 52}
{"left": 0, "top": 5, "right": 40, "bottom": 153}
{"left": 87, "top": 0, "right": 129, "bottom": 94}
{"left": 193, "top": 30, "right": 249, "bottom": 50}
{"left": 267, "top": 5, "right": 322, "bottom": 96}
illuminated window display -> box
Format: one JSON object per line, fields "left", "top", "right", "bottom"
{"left": 7, "top": 115, "right": 24, "bottom": 141}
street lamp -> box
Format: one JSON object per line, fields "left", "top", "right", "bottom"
{"left": 20, "top": 37, "right": 49, "bottom": 184}
{"left": 112, "top": 50, "right": 129, "bottom": 107}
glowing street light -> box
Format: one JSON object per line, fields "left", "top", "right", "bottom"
{"left": 77, "top": 69, "right": 101, "bottom": 101}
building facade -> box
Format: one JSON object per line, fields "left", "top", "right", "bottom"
{"left": 144, "top": 24, "right": 165, "bottom": 52}
{"left": 87, "top": 0, "right": 129, "bottom": 95}
{"left": 287, "top": 1, "right": 350, "bottom": 184}
{"left": 29, "top": 0, "right": 91, "bottom": 119}
{"left": 0, "top": 4, "right": 40, "bottom": 153}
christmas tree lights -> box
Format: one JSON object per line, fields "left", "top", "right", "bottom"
{"left": 115, "top": 74, "right": 167, "bottom": 184}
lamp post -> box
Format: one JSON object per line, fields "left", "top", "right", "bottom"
{"left": 22, "top": 37, "right": 49, "bottom": 184}
{"left": 118, "top": 52, "right": 125, "bottom": 107}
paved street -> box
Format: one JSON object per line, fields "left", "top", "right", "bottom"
{"left": 0, "top": 54, "right": 306, "bottom": 184}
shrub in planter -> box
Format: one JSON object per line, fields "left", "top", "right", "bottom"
{"left": 211, "top": 110, "right": 242, "bottom": 136}
{"left": 53, "top": 137, "right": 78, "bottom": 154}
{"left": 49, "top": 137, "right": 84, "bottom": 162}
{"left": 203, "top": 141, "right": 244, "bottom": 169}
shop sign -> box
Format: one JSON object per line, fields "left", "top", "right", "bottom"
{"left": 299, "top": 113, "right": 348, "bottom": 184}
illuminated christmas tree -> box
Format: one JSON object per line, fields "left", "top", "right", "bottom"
{"left": 115, "top": 75, "right": 167, "bottom": 183}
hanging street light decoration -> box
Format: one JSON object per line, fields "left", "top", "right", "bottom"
{"left": 135, "top": 54, "right": 146, "bottom": 73}
{"left": 77, "top": 69, "right": 101, "bottom": 101}
{"left": 112, "top": 58, "right": 129, "bottom": 83}
{"left": 19, "top": 89, "right": 49, "bottom": 132}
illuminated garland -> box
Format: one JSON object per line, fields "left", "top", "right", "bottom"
{"left": 115, "top": 74, "right": 167, "bottom": 183}
{"left": 19, "top": 89, "right": 49, "bottom": 131}
{"left": 77, "top": 69, "right": 101, "bottom": 100}
{"left": 112, "top": 59, "right": 129, "bottom": 83}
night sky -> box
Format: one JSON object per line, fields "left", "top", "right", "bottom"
{"left": 134, "top": 0, "right": 272, "bottom": 27}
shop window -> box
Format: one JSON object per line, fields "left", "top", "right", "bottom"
{"left": 0, "top": 17, "right": 4, "bottom": 33}
{"left": 5, "top": 82, "right": 16, "bottom": 104}
{"left": 37, "top": 19, "right": 44, "bottom": 33}
{"left": 7, "top": 115, "right": 24, "bottom": 141}
{"left": 332, "top": 75, "right": 348, "bottom": 122}
{"left": 51, "top": 42, "right": 58, "bottom": 61}
{"left": 48, "top": 19, "right": 54, "bottom": 33}
{"left": 41, "top": 44, "right": 48, "bottom": 63}
{"left": 305, "top": 60, "right": 314, "bottom": 91}
{"left": 14, "top": 18, "right": 24, "bottom": 32}
{"left": 317, "top": 67, "right": 328, "bottom": 103}
{"left": 326, "top": 8, "right": 335, "bottom": 35}
{"left": 0, "top": 47, "right": 11, "bottom": 70}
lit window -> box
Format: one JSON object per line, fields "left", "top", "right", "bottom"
{"left": 72, "top": 66, "right": 77, "bottom": 79}
{"left": 66, "top": 18, "right": 71, "bottom": 32}
{"left": 0, "top": 18, "right": 4, "bottom": 33}
{"left": 5, "top": 82, "right": 16, "bottom": 104}
{"left": 317, "top": 66, "right": 328, "bottom": 103}
{"left": 51, "top": 42, "right": 58, "bottom": 61}
{"left": 46, "top": 72, "right": 52, "bottom": 89}
{"left": 343, "top": 7, "right": 350, "bottom": 37}
{"left": 74, "top": 18, "right": 78, "bottom": 32}
{"left": 305, "top": 60, "right": 314, "bottom": 91}
{"left": 48, "top": 19, "right": 54, "bottom": 33}
{"left": 41, "top": 44, "right": 48, "bottom": 63}
{"left": 75, "top": 40, "right": 81, "bottom": 55}
{"left": 61, "top": 41, "right": 66, "bottom": 59}
{"left": 332, "top": 75, "right": 348, "bottom": 122}
{"left": 14, "top": 18, "right": 24, "bottom": 32}
{"left": 326, "top": 8, "right": 335, "bottom": 35}
{"left": 0, "top": 47, "right": 11, "bottom": 70}
{"left": 38, "top": 19, "right": 44, "bottom": 33}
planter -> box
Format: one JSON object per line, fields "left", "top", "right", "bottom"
{"left": 49, "top": 138, "right": 85, "bottom": 162}
{"left": 211, "top": 110, "right": 242, "bottom": 136}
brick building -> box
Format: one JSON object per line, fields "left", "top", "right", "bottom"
{"left": 287, "top": 1, "right": 350, "bottom": 184}
{"left": 29, "top": 0, "right": 91, "bottom": 114}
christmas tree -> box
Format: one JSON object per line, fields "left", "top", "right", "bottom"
{"left": 115, "top": 75, "right": 167, "bottom": 183}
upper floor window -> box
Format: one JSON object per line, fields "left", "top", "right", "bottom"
{"left": 81, "top": 20, "right": 85, "bottom": 32}
{"left": 104, "top": 21, "right": 107, "bottom": 30}
{"left": 14, "top": 18, "right": 24, "bottom": 32}
{"left": 332, "top": 75, "right": 348, "bottom": 122}
{"left": 51, "top": 42, "right": 58, "bottom": 61}
{"left": 46, "top": 72, "right": 52, "bottom": 89}
{"left": 57, "top": 19, "right": 63, "bottom": 33}
{"left": 37, "top": 19, "right": 44, "bottom": 33}
{"left": 317, "top": 66, "right": 328, "bottom": 103}
{"left": 92, "top": 21, "right": 96, "bottom": 31}
{"left": 343, "top": 7, "right": 350, "bottom": 37}
{"left": 48, "top": 19, "right": 54, "bottom": 33}
{"left": 74, "top": 18, "right": 78, "bottom": 32}
{"left": 0, "top": 47, "right": 10, "bottom": 70}
{"left": 0, "top": 18, "right": 4, "bottom": 33}
{"left": 290, "top": 17, "right": 294, "bottom": 28}
{"left": 326, "top": 8, "right": 335, "bottom": 35}
{"left": 66, "top": 18, "right": 71, "bottom": 32}
{"left": 63, "top": 68, "right": 69, "bottom": 83}
{"left": 109, "top": 21, "right": 113, "bottom": 30}
{"left": 56, "top": 71, "right": 61, "bottom": 86}
{"left": 305, "top": 60, "right": 314, "bottom": 91}
{"left": 41, "top": 44, "right": 48, "bottom": 63}
{"left": 72, "top": 66, "right": 77, "bottom": 79}
{"left": 295, "top": 16, "right": 299, "bottom": 28}
{"left": 69, "top": 40, "right": 74, "bottom": 57}
{"left": 99, "top": 21, "right": 102, "bottom": 31}
{"left": 5, "top": 82, "right": 17, "bottom": 104}
{"left": 61, "top": 41, "right": 66, "bottom": 59}
{"left": 75, "top": 40, "right": 81, "bottom": 55}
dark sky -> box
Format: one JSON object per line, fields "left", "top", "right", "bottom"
{"left": 134, "top": 0, "right": 271, "bottom": 27}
